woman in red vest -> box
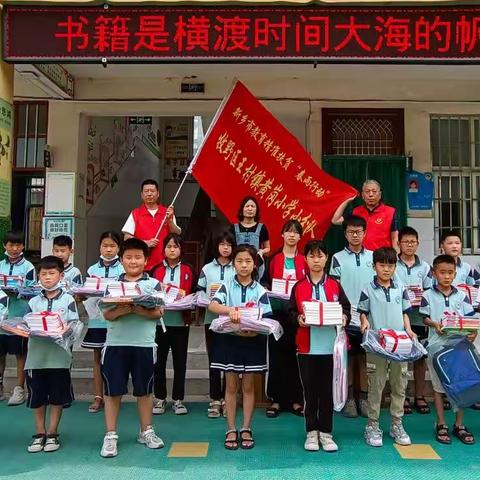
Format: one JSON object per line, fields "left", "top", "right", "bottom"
{"left": 151, "top": 233, "right": 195, "bottom": 416}
{"left": 122, "top": 179, "right": 182, "bottom": 271}
{"left": 290, "top": 239, "right": 350, "bottom": 452}
{"left": 265, "top": 220, "right": 307, "bottom": 418}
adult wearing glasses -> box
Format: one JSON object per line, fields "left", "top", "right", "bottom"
{"left": 332, "top": 179, "right": 399, "bottom": 252}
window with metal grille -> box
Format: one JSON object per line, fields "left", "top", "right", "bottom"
{"left": 322, "top": 109, "right": 404, "bottom": 156}
{"left": 431, "top": 115, "right": 480, "bottom": 253}
{"left": 14, "top": 102, "right": 48, "bottom": 169}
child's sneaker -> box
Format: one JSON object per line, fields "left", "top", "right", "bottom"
{"left": 27, "top": 434, "right": 46, "bottom": 453}
{"left": 100, "top": 431, "right": 119, "bottom": 458}
{"left": 390, "top": 421, "right": 411, "bottom": 446}
{"left": 342, "top": 398, "right": 358, "bottom": 418}
{"left": 172, "top": 400, "right": 188, "bottom": 415}
{"left": 44, "top": 434, "right": 60, "bottom": 452}
{"left": 364, "top": 423, "right": 383, "bottom": 447}
{"left": 152, "top": 398, "right": 166, "bottom": 415}
{"left": 8, "top": 386, "right": 25, "bottom": 406}
{"left": 319, "top": 432, "right": 338, "bottom": 452}
{"left": 137, "top": 426, "right": 164, "bottom": 449}
{"left": 304, "top": 430, "right": 319, "bottom": 451}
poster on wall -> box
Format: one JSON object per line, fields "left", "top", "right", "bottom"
{"left": 164, "top": 118, "right": 194, "bottom": 183}
{"left": 0, "top": 99, "right": 12, "bottom": 217}
{"left": 406, "top": 171, "right": 434, "bottom": 210}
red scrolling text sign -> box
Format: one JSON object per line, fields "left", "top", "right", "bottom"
{"left": 191, "top": 81, "right": 357, "bottom": 249}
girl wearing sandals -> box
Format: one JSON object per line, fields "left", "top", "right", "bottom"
{"left": 197, "top": 232, "right": 236, "bottom": 418}
{"left": 290, "top": 240, "right": 350, "bottom": 452}
{"left": 81, "top": 231, "right": 124, "bottom": 413}
{"left": 209, "top": 244, "right": 273, "bottom": 450}
{"left": 265, "top": 220, "right": 307, "bottom": 418}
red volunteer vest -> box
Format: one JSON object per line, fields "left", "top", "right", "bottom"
{"left": 131, "top": 203, "right": 169, "bottom": 270}
{"left": 352, "top": 203, "right": 396, "bottom": 251}
{"left": 269, "top": 251, "right": 308, "bottom": 283}
{"left": 293, "top": 275, "right": 340, "bottom": 354}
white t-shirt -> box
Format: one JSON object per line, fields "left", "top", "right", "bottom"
{"left": 122, "top": 207, "right": 180, "bottom": 236}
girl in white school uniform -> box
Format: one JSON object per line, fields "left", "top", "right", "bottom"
{"left": 197, "top": 231, "right": 236, "bottom": 418}
{"left": 81, "top": 231, "right": 124, "bottom": 413}
{"left": 209, "top": 244, "right": 273, "bottom": 451}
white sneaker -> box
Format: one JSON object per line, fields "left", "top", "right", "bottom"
{"left": 172, "top": 400, "right": 188, "bottom": 415}
{"left": 8, "top": 386, "right": 25, "bottom": 406}
{"left": 152, "top": 398, "right": 166, "bottom": 415}
{"left": 304, "top": 430, "right": 320, "bottom": 451}
{"left": 27, "top": 434, "right": 46, "bottom": 453}
{"left": 319, "top": 432, "right": 338, "bottom": 452}
{"left": 137, "top": 426, "right": 164, "bottom": 449}
{"left": 100, "top": 431, "right": 119, "bottom": 458}
{"left": 44, "top": 434, "right": 60, "bottom": 452}
{"left": 390, "top": 422, "right": 411, "bottom": 446}
{"left": 364, "top": 423, "right": 383, "bottom": 447}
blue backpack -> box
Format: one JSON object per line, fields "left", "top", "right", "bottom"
{"left": 433, "top": 337, "right": 480, "bottom": 408}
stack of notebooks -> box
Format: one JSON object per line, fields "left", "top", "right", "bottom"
{"left": 378, "top": 329, "right": 413, "bottom": 355}
{"left": 302, "top": 301, "right": 343, "bottom": 327}
{"left": 406, "top": 285, "right": 423, "bottom": 307}
{"left": 0, "top": 274, "right": 24, "bottom": 292}
{"left": 71, "top": 277, "right": 118, "bottom": 296}
{"left": 24, "top": 312, "right": 67, "bottom": 335}
{"left": 441, "top": 313, "right": 480, "bottom": 332}
{"left": 270, "top": 277, "right": 297, "bottom": 298}
{"left": 456, "top": 284, "right": 480, "bottom": 307}
{"left": 105, "top": 281, "right": 142, "bottom": 298}
{"left": 160, "top": 283, "right": 186, "bottom": 304}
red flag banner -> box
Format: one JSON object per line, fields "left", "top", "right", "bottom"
{"left": 191, "top": 80, "right": 357, "bottom": 250}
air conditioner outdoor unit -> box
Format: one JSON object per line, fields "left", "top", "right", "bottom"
{"left": 15, "top": 66, "right": 72, "bottom": 100}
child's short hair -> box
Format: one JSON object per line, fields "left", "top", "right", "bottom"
{"left": 373, "top": 247, "right": 397, "bottom": 265}
{"left": 213, "top": 231, "right": 235, "bottom": 259}
{"left": 141, "top": 178, "right": 159, "bottom": 191}
{"left": 281, "top": 219, "right": 303, "bottom": 236}
{"left": 304, "top": 239, "right": 328, "bottom": 257}
{"left": 120, "top": 238, "right": 149, "bottom": 258}
{"left": 53, "top": 235, "right": 73, "bottom": 249}
{"left": 37, "top": 255, "right": 64, "bottom": 273}
{"left": 398, "top": 226, "right": 419, "bottom": 241}
{"left": 342, "top": 215, "right": 366, "bottom": 232}
{"left": 99, "top": 231, "right": 121, "bottom": 247}
{"left": 232, "top": 244, "right": 259, "bottom": 280}
{"left": 3, "top": 230, "right": 25, "bottom": 245}
{"left": 433, "top": 254, "right": 456, "bottom": 270}
{"left": 163, "top": 233, "right": 183, "bottom": 251}
{"left": 440, "top": 229, "right": 462, "bottom": 244}
{"left": 237, "top": 196, "right": 260, "bottom": 222}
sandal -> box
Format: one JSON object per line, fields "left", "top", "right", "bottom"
{"left": 208, "top": 400, "right": 222, "bottom": 418}
{"left": 414, "top": 396, "right": 431, "bottom": 415}
{"left": 452, "top": 425, "right": 475, "bottom": 445}
{"left": 266, "top": 405, "right": 280, "bottom": 418}
{"left": 239, "top": 429, "right": 255, "bottom": 449}
{"left": 224, "top": 429, "right": 239, "bottom": 450}
{"left": 88, "top": 396, "right": 104, "bottom": 413}
{"left": 443, "top": 397, "right": 452, "bottom": 411}
{"left": 435, "top": 424, "right": 451, "bottom": 444}
{"left": 403, "top": 397, "right": 413, "bottom": 415}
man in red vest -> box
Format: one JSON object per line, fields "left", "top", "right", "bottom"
{"left": 122, "top": 179, "right": 181, "bottom": 271}
{"left": 332, "top": 180, "right": 399, "bottom": 252}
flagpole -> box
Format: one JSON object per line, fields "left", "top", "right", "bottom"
{"left": 154, "top": 79, "right": 240, "bottom": 240}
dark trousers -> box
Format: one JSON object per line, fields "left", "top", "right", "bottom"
{"left": 297, "top": 353, "right": 334, "bottom": 433}
{"left": 267, "top": 318, "right": 303, "bottom": 406}
{"left": 154, "top": 325, "right": 189, "bottom": 401}
{"left": 204, "top": 325, "right": 224, "bottom": 401}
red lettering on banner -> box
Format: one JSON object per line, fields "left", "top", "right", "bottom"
{"left": 334, "top": 16, "right": 371, "bottom": 52}
{"left": 295, "top": 15, "right": 330, "bottom": 53}
{"left": 254, "top": 16, "right": 290, "bottom": 51}
{"left": 374, "top": 16, "right": 412, "bottom": 53}
{"left": 455, "top": 15, "right": 480, "bottom": 53}
{"left": 134, "top": 16, "right": 169, "bottom": 51}
{"left": 93, "top": 16, "right": 130, "bottom": 53}
{"left": 214, "top": 16, "right": 251, "bottom": 52}
{"left": 174, "top": 15, "right": 211, "bottom": 52}
{"left": 55, "top": 15, "right": 89, "bottom": 52}
{"left": 415, "top": 16, "right": 452, "bottom": 52}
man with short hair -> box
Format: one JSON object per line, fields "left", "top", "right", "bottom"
{"left": 122, "top": 179, "right": 181, "bottom": 271}
{"left": 332, "top": 180, "right": 399, "bottom": 252}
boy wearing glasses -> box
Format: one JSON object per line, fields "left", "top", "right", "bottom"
{"left": 330, "top": 215, "right": 374, "bottom": 418}
{"left": 395, "top": 227, "right": 433, "bottom": 416}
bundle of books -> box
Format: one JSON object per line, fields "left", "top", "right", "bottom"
{"left": 441, "top": 312, "right": 480, "bottom": 333}
{"left": 270, "top": 277, "right": 297, "bottom": 299}
{"left": 302, "top": 301, "right": 343, "bottom": 327}
{"left": 209, "top": 283, "right": 223, "bottom": 299}
{"left": 406, "top": 285, "right": 423, "bottom": 307}
{"left": 71, "top": 277, "right": 118, "bottom": 296}
{"left": 378, "top": 329, "right": 413, "bottom": 355}
{"left": 105, "top": 281, "right": 142, "bottom": 298}
{"left": 24, "top": 311, "right": 67, "bottom": 335}
{"left": 0, "top": 274, "right": 24, "bottom": 293}
{"left": 456, "top": 284, "right": 480, "bottom": 307}
{"left": 160, "top": 283, "right": 186, "bottom": 304}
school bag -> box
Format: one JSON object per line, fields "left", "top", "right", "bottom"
{"left": 432, "top": 335, "right": 480, "bottom": 408}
